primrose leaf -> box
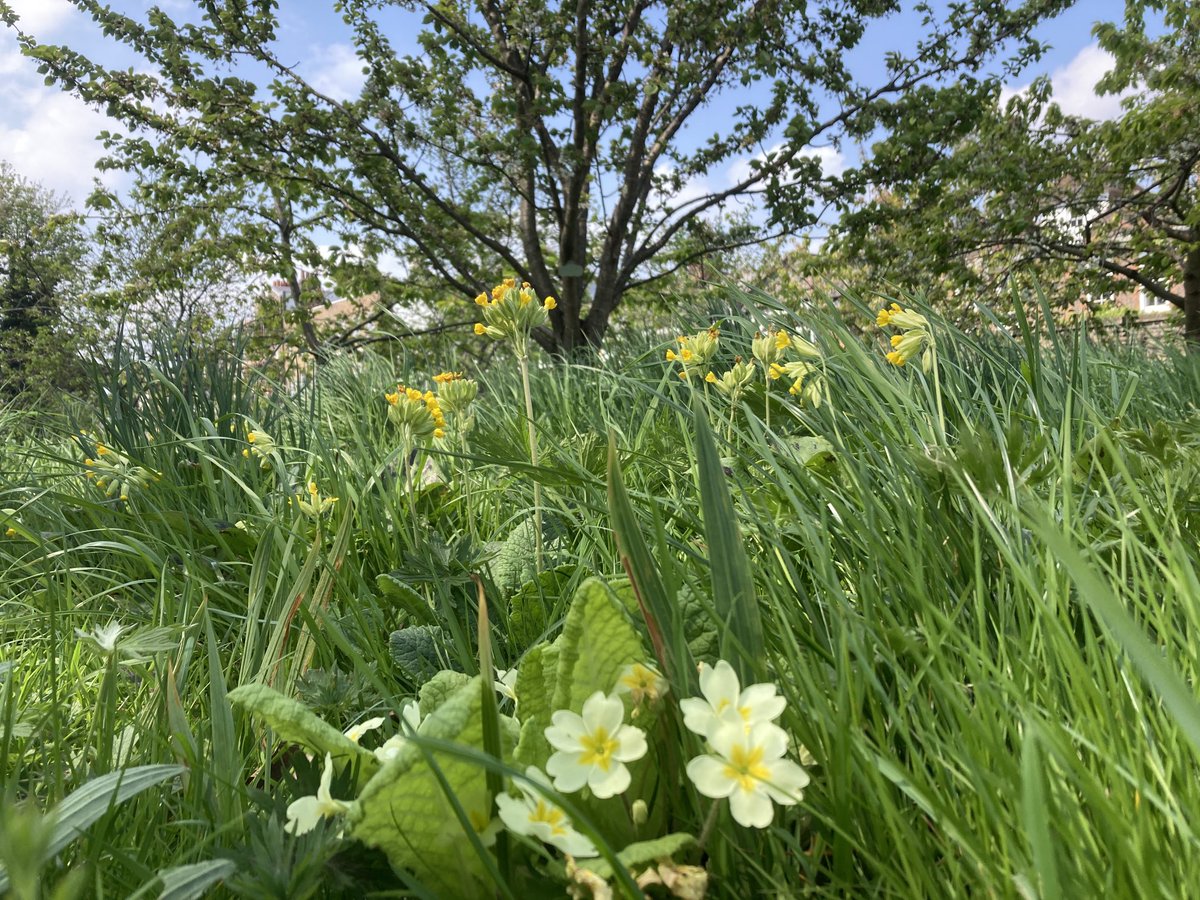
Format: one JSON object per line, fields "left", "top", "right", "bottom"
{"left": 418, "top": 670, "right": 472, "bottom": 718}
{"left": 582, "top": 832, "right": 698, "bottom": 880}
{"left": 552, "top": 578, "right": 644, "bottom": 713}
{"left": 227, "top": 683, "right": 378, "bottom": 778}
{"left": 350, "top": 676, "right": 514, "bottom": 897}
{"left": 389, "top": 625, "right": 448, "bottom": 681}
{"left": 513, "top": 642, "right": 559, "bottom": 768}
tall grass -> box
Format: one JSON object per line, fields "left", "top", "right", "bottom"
{"left": 2, "top": 288, "right": 1199, "bottom": 897}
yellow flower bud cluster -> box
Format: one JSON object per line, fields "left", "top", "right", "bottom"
{"left": 665, "top": 327, "right": 720, "bottom": 379}
{"left": 82, "top": 437, "right": 159, "bottom": 503}
{"left": 704, "top": 356, "right": 756, "bottom": 402}
{"left": 772, "top": 359, "right": 825, "bottom": 408}
{"left": 755, "top": 328, "right": 825, "bottom": 408}
{"left": 877, "top": 303, "right": 934, "bottom": 372}
{"left": 750, "top": 328, "right": 792, "bottom": 368}
{"left": 473, "top": 278, "right": 556, "bottom": 356}
{"left": 386, "top": 384, "right": 447, "bottom": 441}
{"left": 432, "top": 371, "right": 479, "bottom": 418}
{"left": 242, "top": 427, "right": 277, "bottom": 468}
{"left": 291, "top": 480, "right": 338, "bottom": 518}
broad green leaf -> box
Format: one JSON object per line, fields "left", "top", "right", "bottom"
{"left": 785, "top": 435, "right": 837, "bottom": 470}
{"left": 513, "top": 642, "right": 558, "bottom": 768}
{"left": 376, "top": 573, "right": 439, "bottom": 625}
{"left": 419, "top": 670, "right": 471, "bottom": 718}
{"left": 157, "top": 859, "right": 238, "bottom": 900}
{"left": 582, "top": 832, "right": 698, "bottom": 880}
{"left": 551, "top": 578, "right": 644, "bottom": 713}
{"left": 389, "top": 625, "right": 448, "bottom": 681}
{"left": 678, "top": 583, "right": 719, "bottom": 660}
{"left": 227, "top": 683, "right": 377, "bottom": 777}
{"left": 507, "top": 565, "right": 575, "bottom": 647}
{"left": 350, "top": 676, "right": 512, "bottom": 897}
{"left": 692, "top": 395, "right": 763, "bottom": 678}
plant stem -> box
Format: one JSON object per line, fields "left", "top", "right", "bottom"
{"left": 518, "top": 353, "right": 543, "bottom": 570}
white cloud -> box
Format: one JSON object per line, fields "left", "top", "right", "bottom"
{"left": 310, "top": 43, "right": 366, "bottom": 102}
{"left": 1002, "top": 44, "right": 1131, "bottom": 121}
{"left": 4, "top": 0, "right": 77, "bottom": 34}
{"left": 0, "top": 84, "right": 124, "bottom": 203}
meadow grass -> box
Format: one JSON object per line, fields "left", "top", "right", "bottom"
{"left": 2, "top": 287, "right": 1199, "bottom": 898}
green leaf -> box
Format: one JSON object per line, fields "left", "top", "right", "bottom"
{"left": 157, "top": 860, "right": 238, "bottom": 900}
{"left": 376, "top": 573, "right": 439, "bottom": 625}
{"left": 389, "top": 625, "right": 448, "bottom": 681}
{"left": 507, "top": 565, "right": 574, "bottom": 648}
{"left": 785, "top": 435, "right": 837, "bottom": 471}
{"left": 350, "top": 676, "right": 510, "bottom": 896}
{"left": 513, "top": 642, "right": 558, "bottom": 769}
{"left": 692, "top": 395, "right": 763, "bottom": 678}
{"left": 418, "top": 670, "right": 472, "bottom": 718}
{"left": 582, "top": 832, "right": 698, "bottom": 880}
{"left": 678, "top": 583, "right": 719, "bottom": 660}
{"left": 551, "top": 578, "right": 645, "bottom": 713}
{"left": 0, "top": 764, "right": 185, "bottom": 894}
{"left": 227, "top": 683, "right": 378, "bottom": 778}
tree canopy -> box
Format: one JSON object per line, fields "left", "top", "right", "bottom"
{"left": 2, "top": 0, "right": 1070, "bottom": 352}
{"left": 829, "top": 0, "right": 1200, "bottom": 347}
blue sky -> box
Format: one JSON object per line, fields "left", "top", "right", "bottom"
{"left": 0, "top": 0, "right": 1135, "bottom": 212}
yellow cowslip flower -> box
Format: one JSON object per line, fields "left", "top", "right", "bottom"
{"left": 473, "top": 277, "right": 554, "bottom": 356}
{"left": 667, "top": 327, "right": 719, "bottom": 379}
{"left": 752, "top": 329, "right": 788, "bottom": 367}
{"left": 435, "top": 372, "right": 479, "bottom": 418}
{"left": 877, "top": 302, "right": 934, "bottom": 371}
{"left": 243, "top": 428, "right": 276, "bottom": 468}
{"left": 433, "top": 371, "right": 462, "bottom": 383}
{"left": 81, "top": 439, "right": 159, "bottom": 503}
{"left": 386, "top": 383, "right": 445, "bottom": 443}
{"left": 294, "top": 481, "right": 338, "bottom": 518}
{"left": 708, "top": 357, "right": 756, "bottom": 401}
{"left": 776, "top": 360, "right": 825, "bottom": 408}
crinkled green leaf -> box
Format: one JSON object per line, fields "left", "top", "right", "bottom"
{"left": 508, "top": 565, "right": 575, "bottom": 647}
{"left": 376, "top": 573, "right": 439, "bottom": 625}
{"left": 552, "top": 578, "right": 644, "bottom": 713}
{"left": 491, "top": 517, "right": 542, "bottom": 596}
{"left": 227, "top": 683, "right": 377, "bottom": 777}
{"left": 513, "top": 642, "right": 558, "bottom": 768}
{"left": 418, "top": 670, "right": 472, "bottom": 718}
{"left": 350, "top": 676, "right": 513, "bottom": 897}
{"left": 388, "top": 625, "right": 447, "bottom": 681}
{"left": 785, "top": 435, "right": 837, "bottom": 471}
{"left": 678, "top": 583, "right": 719, "bottom": 660}
{"left": 581, "top": 832, "right": 698, "bottom": 880}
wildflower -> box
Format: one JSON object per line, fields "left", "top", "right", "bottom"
{"left": 496, "top": 766, "right": 598, "bottom": 858}
{"left": 686, "top": 720, "right": 809, "bottom": 828}
{"left": 386, "top": 384, "right": 447, "bottom": 443}
{"left": 680, "top": 659, "right": 787, "bottom": 737}
{"left": 705, "top": 357, "right": 756, "bottom": 403}
{"left": 285, "top": 753, "right": 351, "bottom": 835}
{"left": 495, "top": 667, "right": 519, "bottom": 704}
{"left": 243, "top": 427, "right": 276, "bottom": 468}
{"left": 82, "top": 441, "right": 158, "bottom": 503}
{"left": 343, "top": 716, "right": 386, "bottom": 744}
{"left": 545, "top": 691, "right": 648, "bottom": 798}
{"left": 877, "top": 303, "right": 935, "bottom": 371}
{"left": 75, "top": 621, "right": 125, "bottom": 655}
{"left": 666, "top": 328, "right": 720, "bottom": 380}
{"left": 751, "top": 329, "right": 790, "bottom": 368}
{"left": 434, "top": 371, "right": 479, "bottom": 418}
{"left": 774, "top": 360, "right": 825, "bottom": 408}
{"left": 615, "top": 662, "right": 668, "bottom": 707}
{"left": 293, "top": 481, "right": 338, "bottom": 518}
{"left": 473, "top": 278, "right": 555, "bottom": 357}
{"left": 373, "top": 700, "right": 424, "bottom": 764}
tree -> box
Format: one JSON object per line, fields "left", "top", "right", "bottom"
{"left": 0, "top": 161, "right": 88, "bottom": 399}
{"left": 2, "top": 0, "right": 1069, "bottom": 353}
{"left": 830, "top": 0, "right": 1200, "bottom": 348}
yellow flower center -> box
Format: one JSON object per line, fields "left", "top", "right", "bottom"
{"left": 529, "top": 800, "right": 568, "bottom": 836}
{"left": 578, "top": 728, "right": 619, "bottom": 771}
{"left": 723, "top": 743, "right": 771, "bottom": 793}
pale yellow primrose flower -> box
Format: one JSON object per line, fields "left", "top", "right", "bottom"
{"left": 686, "top": 719, "right": 810, "bottom": 829}
{"left": 343, "top": 716, "right": 386, "bottom": 744}
{"left": 286, "top": 753, "right": 351, "bottom": 835}
{"left": 373, "top": 700, "right": 424, "bottom": 764}
{"left": 615, "top": 662, "right": 668, "bottom": 706}
{"left": 495, "top": 766, "right": 598, "bottom": 858}
{"left": 545, "top": 691, "right": 647, "bottom": 798}
{"left": 680, "top": 660, "right": 787, "bottom": 736}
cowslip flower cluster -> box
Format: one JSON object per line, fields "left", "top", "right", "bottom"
{"left": 83, "top": 441, "right": 159, "bottom": 503}
{"left": 666, "top": 327, "right": 720, "bottom": 380}
{"left": 766, "top": 331, "right": 825, "bottom": 408}
{"left": 751, "top": 328, "right": 792, "bottom": 368}
{"left": 291, "top": 481, "right": 338, "bottom": 518}
{"left": 473, "top": 278, "right": 556, "bottom": 356}
{"left": 385, "top": 385, "right": 446, "bottom": 441}
{"left": 242, "top": 427, "right": 277, "bottom": 468}
{"left": 432, "top": 371, "right": 478, "bottom": 417}
{"left": 682, "top": 660, "right": 810, "bottom": 828}
{"left": 705, "top": 356, "right": 756, "bottom": 404}
{"left": 877, "top": 302, "right": 934, "bottom": 371}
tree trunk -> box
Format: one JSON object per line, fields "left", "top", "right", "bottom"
{"left": 1183, "top": 245, "right": 1200, "bottom": 351}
